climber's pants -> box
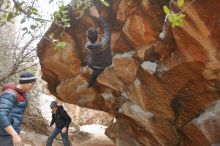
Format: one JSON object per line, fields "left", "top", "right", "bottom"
{"left": 46, "top": 127, "right": 70, "bottom": 146}
{"left": 88, "top": 67, "right": 105, "bottom": 87}
{"left": 0, "top": 136, "right": 13, "bottom": 146}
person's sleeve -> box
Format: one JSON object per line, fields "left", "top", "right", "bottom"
{"left": 0, "top": 92, "right": 16, "bottom": 129}
{"left": 61, "top": 110, "right": 72, "bottom": 128}
{"left": 50, "top": 114, "right": 55, "bottom": 127}
{"left": 98, "top": 16, "right": 111, "bottom": 48}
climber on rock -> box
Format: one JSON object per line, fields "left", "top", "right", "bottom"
{"left": 86, "top": 6, "right": 112, "bottom": 87}
{"left": 0, "top": 72, "right": 36, "bottom": 146}
{"left": 46, "top": 101, "right": 72, "bottom": 146}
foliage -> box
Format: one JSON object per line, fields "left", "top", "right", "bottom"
{"left": 52, "top": 0, "right": 110, "bottom": 50}
{"left": 51, "top": 1, "right": 70, "bottom": 28}
{"left": 72, "top": 0, "right": 93, "bottom": 19}
{"left": 51, "top": 2, "right": 70, "bottom": 51}
{"left": 0, "top": 0, "right": 41, "bottom": 26}
{"left": 0, "top": 0, "right": 69, "bottom": 51}
{"left": 71, "top": 0, "right": 109, "bottom": 19}
{"left": 55, "top": 41, "right": 67, "bottom": 51}
{"left": 163, "top": 0, "right": 186, "bottom": 27}
{"left": 48, "top": 33, "right": 67, "bottom": 51}
{"left": 0, "top": 0, "right": 110, "bottom": 51}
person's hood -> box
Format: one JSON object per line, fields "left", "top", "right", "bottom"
{"left": 86, "top": 41, "right": 102, "bottom": 50}
{"left": 2, "top": 83, "right": 25, "bottom": 95}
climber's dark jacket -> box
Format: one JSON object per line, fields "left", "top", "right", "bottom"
{"left": 86, "top": 16, "right": 112, "bottom": 68}
{"left": 0, "top": 84, "right": 28, "bottom": 136}
{"left": 50, "top": 106, "right": 71, "bottom": 129}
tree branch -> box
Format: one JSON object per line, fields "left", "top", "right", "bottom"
{"left": 0, "top": 32, "right": 39, "bottom": 82}
{"left": 0, "top": 62, "right": 38, "bottom": 82}
{"left": 12, "top": 0, "right": 64, "bottom": 27}
{"left": 14, "top": 62, "right": 39, "bottom": 74}
{"left": 0, "top": 0, "right": 3, "bottom": 8}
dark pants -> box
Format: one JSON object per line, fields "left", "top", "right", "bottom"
{"left": 88, "top": 66, "right": 105, "bottom": 87}
{"left": 0, "top": 136, "right": 13, "bottom": 146}
{"left": 46, "top": 127, "right": 70, "bottom": 146}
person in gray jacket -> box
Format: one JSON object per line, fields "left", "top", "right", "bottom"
{"left": 86, "top": 6, "right": 112, "bottom": 87}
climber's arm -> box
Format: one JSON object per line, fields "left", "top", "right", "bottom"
{"left": 90, "top": 6, "right": 110, "bottom": 48}
{"left": 98, "top": 16, "right": 110, "bottom": 48}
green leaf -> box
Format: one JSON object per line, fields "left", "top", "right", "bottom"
{"left": 31, "top": 7, "right": 39, "bottom": 15}
{"left": 100, "top": 0, "right": 110, "bottom": 7}
{"left": 178, "top": 13, "right": 186, "bottom": 19}
{"left": 31, "top": 7, "right": 38, "bottom": 12}
{"left": 6, "top": 12, "right": 14, "bottom": 22}
{"left": 177, "top": 0, "right": 185, "bottom": 7}
{"left": 55, "top": 41, "right": 67, "bottom": 51}
{"left": 168, "top": 14, "right": 176, "bottom": 23}
{"left": 167, "top": 12, "right": 185, "bottom": 27}
{"left": 163, "top": 6, "right": 170, "bottom": 14}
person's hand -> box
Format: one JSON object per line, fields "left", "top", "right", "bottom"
{"left": 90, "top": 6, "right": 100, "bottom": 18}
{"left": 12, "top": 134, "right": 23, "bottom": 146}
{"left": 61, "top": 127, "right": 67, "bottom": 134}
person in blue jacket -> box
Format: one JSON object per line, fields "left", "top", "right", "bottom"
{"left": 0, "top": 72, "right": 36, "bottom": 146}
{"left": 86, "top": 6, "right": 112, "bottom": 87}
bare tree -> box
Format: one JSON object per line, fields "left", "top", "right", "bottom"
{"left": 0, "top": 23, "right": 45, "bottom": 82}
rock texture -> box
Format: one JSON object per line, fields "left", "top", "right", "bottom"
{"left": 37, "top": 0, "right": 220, "bottom": 145}
{"left": 61, "top": 102, "right": 114, "bottom": 127}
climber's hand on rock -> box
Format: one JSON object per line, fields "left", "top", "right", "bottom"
{"left": 90, "top": 6, "right": 100, "bottom": 18}
{"left": 61, "top": 127, "right": 67, "bottom": 134}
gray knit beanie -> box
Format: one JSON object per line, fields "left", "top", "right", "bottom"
{"left": 19, "top": 72, "right": 36, "bottom": 84}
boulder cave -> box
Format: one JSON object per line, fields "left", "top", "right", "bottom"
{"left": 37, "top": 0, "right": 220, "bottom": 145}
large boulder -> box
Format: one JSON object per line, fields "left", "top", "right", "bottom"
{"left": 37, "top": 0, "right": 220, "bottom": 145}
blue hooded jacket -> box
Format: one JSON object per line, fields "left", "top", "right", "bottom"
{"left": 0, "top": 84, "right": 28, "bottom": 136}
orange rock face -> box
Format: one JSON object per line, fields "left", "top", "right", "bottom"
{"left": 37, "top": 0, "right": 220, "bottom": 145}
